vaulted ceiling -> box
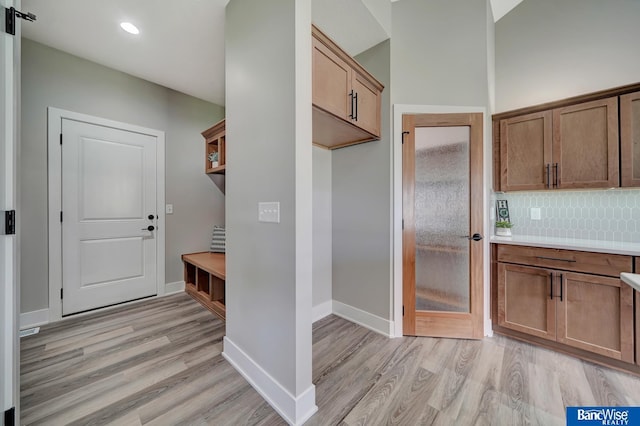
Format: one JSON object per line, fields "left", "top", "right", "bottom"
{"left": 21, "top": 0, "right": 523, "bottom": 106}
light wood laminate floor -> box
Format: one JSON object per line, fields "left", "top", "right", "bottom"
{"left": 21, "top": 293, "right": 640, "bottom": 425}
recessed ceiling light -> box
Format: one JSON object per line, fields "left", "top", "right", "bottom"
{"left": 120, "top": 22, "right": 139, "bottom": 35}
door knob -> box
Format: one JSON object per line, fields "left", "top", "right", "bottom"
{"left": 142, "top": 225, "right": 155, "bottom": 231}
{"left": 148, "top": 214, "right": 155, "bottom": 220}
{"left": 469, "top": 233, "right": 483, "bottom": 241}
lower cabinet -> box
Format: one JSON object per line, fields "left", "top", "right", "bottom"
{"left": 496, "top": 245, "right": 635, "bottom": 365}
{"left": 556, "top": 272, "right": 633, "bottom": 363}
{"left": 498, "top": 263, "right": 556, "bottom": 341}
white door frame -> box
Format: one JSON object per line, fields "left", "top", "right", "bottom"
{"left": 1, "top": 0, "right": 20, "bottom": 422}
{"left": 392, "top": 104, "right": 491, "bottom": 338}
{"left": 47, "top": 108, "right": 166, "bottom": 322}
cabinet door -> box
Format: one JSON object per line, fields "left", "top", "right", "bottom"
{"left": 556, "top": 272, "right": 633, "bottom": 362}
{"left": 312, "top": 38, "right": 351, "bottom": 121}
{"left": 497, "top": 263, "right": 556, "bottom": 341}
{"left": 621, "top": 91, "right": 640, "bottom": 187}
{"left": 553, "top": 97, "right": 619, "bottom": 189}
{"left": 351, "top": 70, "right": 380, "bottom": 137}
{"left": 499, "top": 111, "right": 552, "bottom": 191}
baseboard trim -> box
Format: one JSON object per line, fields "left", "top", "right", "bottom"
{"left": 222, "top": 337, "right": 318, "bottom": 425}
{"left": 312, "top": 300, "right": 332, "bottom": 323}
{"left": 485, "top": 318, "right": 493, "bottom": 337}
{"left": 332, "top": 300, "right": 393, "bottom": 337}
{"left": 20, "top": 308, "right": 50, "bottom": 329}
{"left": 165, "top": 280, "right": 185, "bottom": 295}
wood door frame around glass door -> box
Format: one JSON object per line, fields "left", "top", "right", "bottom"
{"left": 402, "top": 112, "right": 484, "bottom": 339}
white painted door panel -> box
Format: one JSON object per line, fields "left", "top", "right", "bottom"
{"left": 62, "top": 118, "right": 157, "bottom": 315}
{"left": 1, "top": 0, "right": 19, "bottom": 420}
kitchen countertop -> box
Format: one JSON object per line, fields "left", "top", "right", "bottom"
{"left": 621, "top": 273, "right": 640, "bottom": 292}
{"left": 490, "top": 234, "right": 640, "bottom": 256}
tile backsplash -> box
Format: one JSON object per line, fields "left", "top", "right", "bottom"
{"left": 494, "top": 189, "right": 640, "bottom": 243}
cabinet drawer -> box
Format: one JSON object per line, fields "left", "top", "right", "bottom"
{"left": 496, "top": 245, "right": 632, "bottom": 277}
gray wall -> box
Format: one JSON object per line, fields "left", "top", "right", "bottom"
{"left": 496, "top": 0, "right": 640, "bottom": 112}
{"left": 332, "top": 39, "right": 391, "bottom": 319}
{"left": 391, "top": 0, "right": 490, "bottom": 107}
{"left": 313, "top": 146, "right": 331, "bottom": 308}
{"left": 20, "top": 39, "right": 225, "bottom": 313}
{"left": 225, "top": 0, "right": 313, "bottom": 397}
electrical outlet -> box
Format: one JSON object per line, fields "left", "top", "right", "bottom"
{"left": 531, "top": 207, "right": 541, "bottom": 220}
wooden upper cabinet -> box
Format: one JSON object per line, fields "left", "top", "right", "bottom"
{"left": 553, "top": 97, "right": 619, "bottom": 189}
{"left": 351, "top": 69, "right": 381, "bottom": 137}
{"left": 311, "top": 25, "right": 384, "bottom": 150}
{"left": 500, "top": 111, "right": 552, "bottom": 191}
{"left": 621, "top": 91, "right": 640, "bottom": 187}
{"left": 312, "top": 37, "right": 351, "bottom": 121}
{"left": 495, "top": 96, "right": 620, "bottom": 191}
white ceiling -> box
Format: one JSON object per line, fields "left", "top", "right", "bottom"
{"left": 21, "top": 0, "right": 522, "bottom": 107}
{"left": 22, "top": 0, "right": 228, "bottom": 105}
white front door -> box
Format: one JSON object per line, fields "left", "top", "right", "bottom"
{"left": 1, "top": 0, "right": 19, "bottom": 422}
{"left": 61, "top": 117, "right": 158, "bottom": 315}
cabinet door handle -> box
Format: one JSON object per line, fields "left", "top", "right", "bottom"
{"left": 549, "top": 272, "right": 553, "bottom": 300}
{"left": 348, "top": 90, "right": 355, "bottom": 119}
{"left": 546, "top": 164, "right": 550, "bottom": 188}
{"left": 353, "top": 92, "right": 358, "bottom": 121}
{"left": 559, "top": 274, "right": 563, "bottom": 301}
{"left": 553, "top": 163, "right": 559, "bottom": 188}
{"left": 536, "top": 256, "right": 576, "bottom": 263}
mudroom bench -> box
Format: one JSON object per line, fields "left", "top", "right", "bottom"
{"left": 182, "top": 252, "right": 226, "bottom": 320}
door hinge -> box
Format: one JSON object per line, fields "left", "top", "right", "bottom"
{"left": 402, "top": 219, "right": 404, "bottom": 230}
{"left": 4, "top": 7, "right": 36, "bottom": 36}
{"left": 402, "top": 305, "right": 405, "bottom": 316}
{"left": 4, "top": 406, "right": 15, "bottom": 426}
{"left": 60, "top": 211, "right": 63, "bottom": 222}
{"left": 60, "top": 288, "right": 63, "bottom": 299}
{"left": 3, "top": 210, "right": 16, "bottom": 235}
{"left": 401, "top": 131, "right": 409, "bottom": 144}
{"left": 60, "top": 133, "right": 63, "bottom": 145}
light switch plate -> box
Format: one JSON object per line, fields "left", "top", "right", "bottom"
{"left": 258, "top": 202, "right": 280, "bottom": 223}
{"left": 165, "top": 204, "right": 174, "bottom": 214}
{"left": 531, "top": 207, "right": 541, "bottom": 220}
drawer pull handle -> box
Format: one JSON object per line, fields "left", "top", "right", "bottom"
{"left": 536, "top": 256, "right": 576, "bottom": 263}
{"left": 549, "top": 272, "right": 553, "bottom": 300}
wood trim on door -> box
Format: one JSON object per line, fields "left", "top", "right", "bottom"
{"left": 402, "top": 114, "right": 417, "bottom": 335}
{"left": 402, "top": 113, "right": 483, "bottom": 339}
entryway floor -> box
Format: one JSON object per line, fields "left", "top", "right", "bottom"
{"left": 20, "top": 293, "right": 640, "bottom": 425}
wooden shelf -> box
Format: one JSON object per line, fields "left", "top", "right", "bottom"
{"left": 202, "top": 119, "right": 226, "bottom": 175}
{"left": 206, "top": 165, "right": 226, "bottom": 174}
{"left": 183, "top": 252, "right": 226, "bottom": 320}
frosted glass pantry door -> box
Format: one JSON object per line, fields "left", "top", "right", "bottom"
{"left": 402, "top": 113, "right": 484, "bottom": 339}
{"left": 414, "top": 126, "right": 470, "bottom": 313}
